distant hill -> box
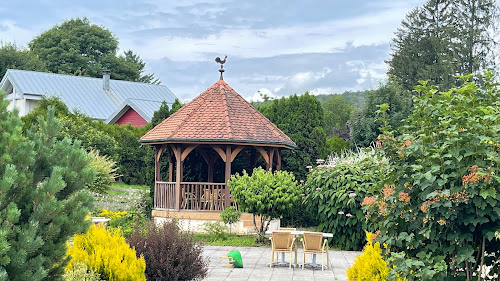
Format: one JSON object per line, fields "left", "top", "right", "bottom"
{"left": 315, "top": 90, "right": 368, "bottom": 109}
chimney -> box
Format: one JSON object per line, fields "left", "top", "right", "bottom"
{"left": 102, "top": 69, "right": 111, "bottom": 91}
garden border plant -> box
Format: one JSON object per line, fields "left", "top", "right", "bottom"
{"left": 363, "top": 73, "right": 500, "bottom": 280}
{"left": 303, "top": 148, "right": 388, "bottom": 250}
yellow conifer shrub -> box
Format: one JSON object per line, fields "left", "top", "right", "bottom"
{"left": 66, "top": 224, "right": 146, "bottom": 281}
{"left": 347, "top": 232, "right": 406, "bottom": 281}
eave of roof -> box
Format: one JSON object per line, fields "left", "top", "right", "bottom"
{"left": 139, "top": 137, "right": 297, "bottom": 149}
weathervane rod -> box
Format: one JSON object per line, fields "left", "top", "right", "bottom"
{"left": 215, "top": 55, "right": 227, "bottom": 80}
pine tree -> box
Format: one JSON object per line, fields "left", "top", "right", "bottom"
{"left": 388, "top": 1, "right": 457, "bottom": 91}
{"left": 387, "top": 0, "right": 498, "bottom": 91}
{"left": 0, "top": 92, "right": 94, "bottom": 281}
{"left": 454, "top": 0, "right": 498, "bottom": 74}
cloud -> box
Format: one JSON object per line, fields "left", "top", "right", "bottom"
{"left": 127, "top": 6, "right": 413, "bottom": 62}
{"left": 0, "top": 0, "right": 426, "bottom": 102}
{"left": 0, "top": 20, "right": 38, "bottom": 47}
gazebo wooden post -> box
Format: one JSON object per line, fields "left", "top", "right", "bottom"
{"left": 175, "top": 145, "right": 182, "bottom": 210}
{"left": 154, "top": 145, "right": 161, "bottom": 181}
{"left": 167, "top": 147, "right": 173, "bottom": 182}
{"left": 266, "top": 147, "right": 275, "bottom": 172}
{"left": 276, "top": 148, "right": 282, "bottom": 171}
{"left": 225, "top": 145, "right": 231, "bottom": 208}
{"left": 208, "top": 150, "right": 214, "bottom": 183}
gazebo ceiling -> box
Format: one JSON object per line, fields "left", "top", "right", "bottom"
{"left": 140, "top": 80, "right": 296, "bottom": 149}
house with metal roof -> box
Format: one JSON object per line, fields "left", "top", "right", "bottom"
{"left": 0, "top": 69, "right": 177, "bottom": 126}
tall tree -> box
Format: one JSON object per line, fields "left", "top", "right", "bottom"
{"left": 124, "top": 50, "right": 160, "bottom": 84}
{"left": 260, "top": 92, "right": 326, "bottom": 180}
{"left": 388, "top": 1, "right": 456, "bottom": 91}
{"left": 454, "top": 0, "right": 498, "bottom": 74}
{"left": 322, "top": 94, "right": 353, "bottom": 138}
{"left": 387, "top": 0, "right": 498, "bottom": 91}
{"left": 29, "top": 18, "right": 157, "bottom": 83}
{"left": 0, "top": 92, "right": 94, "bottom": 280}
{"left": 349, "top": 82, "right": 412, "bottom": 148}
{"left": 0, "top": 43, "right": 47, "bottom": 78}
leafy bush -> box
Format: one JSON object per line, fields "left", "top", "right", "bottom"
{"left": 365, "top": 73, "right": 500, "bottom": 280}
{"left": 228, "top": 167, "right": 301, "bottom": 240}
{"left": 325, "top": 135, "right": 349, "bottom": 155}
{"left": 203, "top": 221, "right": 229, "bottom": 241}
{"left": 280, "top": 180, "right": 318, "bottom": 228}
{"left": 86, "top": 149, "right": 119, "bottom": 193}
{"left": 347, "top": 232, "right": 406, "bottom": 281}
{"left": 61, "top": 115, "right": 120, "bottom": 161}
{"left": 93, "top": 122, "right": 151, "bottom": 185}
{"left": 67, "top": 224, "right": 146, "bottom": 281}
{"left": 63, "top": 262, "right": 101, "bottom": 281}
{"left": 100, "top": 208, "right": 148, "bottom": 238}
{"left": 304, "top": 148, "right": 388, "bottom": 250}
{"left": 128, "top": 221, "right": 207, "bottom": 281}
{"left": 220, "top": 206, "right": 241, "bottom": 234}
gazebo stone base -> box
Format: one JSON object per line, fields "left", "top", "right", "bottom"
{"left": 152, "top": 209, "right": 280, "bottom": 235}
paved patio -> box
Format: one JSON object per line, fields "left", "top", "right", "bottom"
{"left": 202, "top": 246, "right": 360, "bottom": 281}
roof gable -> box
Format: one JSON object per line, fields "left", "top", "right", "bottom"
{"left": 140, "top": 80, "right": 296, "bottom": 148}
{"left": 106, "top": 98, "right": 170, "bottom": 124}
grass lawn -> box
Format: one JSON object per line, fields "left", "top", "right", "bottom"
{"left": 105, "top": 189, "right": 128, "bottom": 196}
{"left": 194, "top": 234, "right": 267, "bottom": 247}
{"left": 111, "top": 182, "right": 149, "bottom": 190}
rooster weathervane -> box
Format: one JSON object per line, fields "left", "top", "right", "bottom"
{"left": 215, "top": 55, "right": 227, "bottom": 80}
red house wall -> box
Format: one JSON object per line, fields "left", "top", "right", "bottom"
{"left": 116, "top": 108, "right": 147, "bottom": 127}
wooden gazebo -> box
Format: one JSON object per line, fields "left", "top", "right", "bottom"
{"left": 140, "top": 79, "right": 296, "bottom": 217}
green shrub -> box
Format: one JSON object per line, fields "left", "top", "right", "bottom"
{"left": 325, "top": 135, "right": 349, "bottom": 155}
{"left": 365, "top": 73, "right": 500, "bottom": 280}
{"left": 67, "top": 224, "right": 146, "bottom": 281}
{"left": 220, "top": 206, "right": 241, "bottom": 234}
{"left": 304, "top": 148, "right": 387, "bottom": 250}
{"left": 280, "top": 181, "right": 318, "bottom": 228}
{"left": 203, "top": 221, "right": 229, "bottom": 241}
{"left": 86, "top": 149, "right": 119, "bottom": 193}
{"left": 63, "top": 262, "right": 102, "bottom": 281}
{"left": 100, "top": 208, "right": 148, "bottom": 238}
{"left": 128, "top": 220, "right": 207, "bottom": 281}
{"left": 228, "top": 167, "right": 301, "bottom": 241}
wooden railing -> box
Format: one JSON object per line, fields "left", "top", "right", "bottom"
{"left": 154, "top": 181, "right": 235, "bottom": 211}
{"left": 155, "top": 182, "right": 176, "bottom": 209}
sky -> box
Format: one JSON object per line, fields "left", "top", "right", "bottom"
{"left": 0, "top": 0, "right": 426, "bottom": 102}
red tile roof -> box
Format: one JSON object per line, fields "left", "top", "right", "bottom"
{"left": 140, "top": 80, "right": 296, "bottom": 149}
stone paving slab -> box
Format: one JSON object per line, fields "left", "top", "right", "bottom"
{"left": 202, "top": 246, "right": 360, "bottom": 281}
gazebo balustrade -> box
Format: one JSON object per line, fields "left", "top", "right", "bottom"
{"left": 154, "top": 181, "right": 229, "bottom": 211}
